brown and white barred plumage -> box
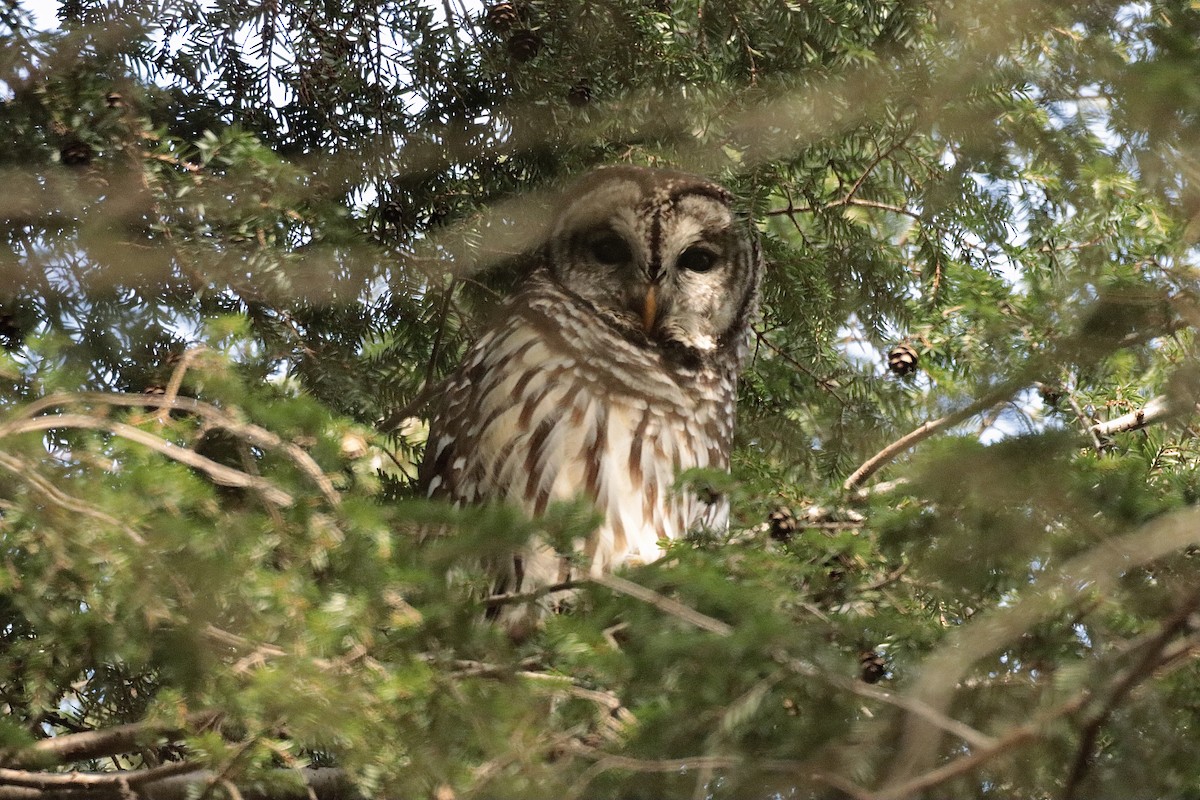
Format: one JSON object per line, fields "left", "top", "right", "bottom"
{"left": 419, "top": 166, "right": 762, "bottom": 631}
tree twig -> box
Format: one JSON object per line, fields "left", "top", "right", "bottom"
{"left": 0, "top": 759, "right": 202, "bottom": 790}
{"left": 843, "top": 379, "right": 1027, "bottom": 491}
{"left": 1061, "top": 586, "right": 1200, "bottom": 800}
{"left": 153, "top": 346, "right": 208, "bottom": 426}
{"left": 0, "top": 766, "right": 357, "bottom": 800}
{"left": 591, "top": 573, "right": 733, "bottom": 637}
{"left": 861, "top": 690, "right": 1091, "bottom": 800}
{"left": 1090, "top": 394, "right": 1182, "bottom": 437}
{"left": 0, "top": 452, "right": 147, "bottom": 545}
{"left": 1056, "top": 383, "right": 1106, "bottom": 452}
{"left": 1, "top": 713, "right": 221, "bottom": 768}
{"left": 8, "top": 392, "right": 340, "bottom": 507}
{"left": 885, "top": 504, "right": 1200, "bottom": 790}
{"left": 562, "top": 747, "right": 809, "bottom": 800}
{"left": 870, "top": 597, "right": 1200, "bottom": 800}
{"left": 484, "top": 580, "right": 578, "bottom": 608}
{"left": 0, "top": 414, "right": 294, "bottom": 507}
{"left": 773, "top": 651, "right": 996, "bottom": 751}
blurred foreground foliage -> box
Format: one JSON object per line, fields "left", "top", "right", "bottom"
{"left": 4, "top": 0, "right": 1200, "bottom": 797}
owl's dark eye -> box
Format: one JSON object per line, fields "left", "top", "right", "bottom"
{"left": 677, "top": 246, "right": 718, "bottom": 273}
{"left": 588, "top": 232, "right": 632, "bottom": 266}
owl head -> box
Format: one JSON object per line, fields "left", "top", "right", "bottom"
{"left": 540, "top": 166, "right": 762, "bottom": 368}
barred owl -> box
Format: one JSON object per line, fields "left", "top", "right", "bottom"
{"left": 419, "top": 166, "right": 762, "bottom": 632}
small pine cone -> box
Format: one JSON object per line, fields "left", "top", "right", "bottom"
{"left": 429, "top": 198, "right": 452, "bottom": 226}
{"left": 567, "top": 80, "right": 592, "bottom": 107}
{"left": 887, "top": 342, "right": 919, "bottom": 377}
{"left": 59, "top": 140, "right": 95, "bottom": 167}
{"left": 105, "top": 91, "right": 125, "bottom": 108}
{"left": 0, "top": 314, "right": 22, "bottom": 351}
{"left": 1038, "top": 383, "right": 1063, "bottom": 408}
{"left": 486, "top": 1, "right": 519, "bottom": 32}
{"left": 143, "top": 385, "right": 167, "bottom": 397}
{"left": 379, "top": 199, "right": 410, "bottom": 229}
{"left": 859, "top": 650, "right": 887, "bottom": 684}
{"left": 768, "top": 506, "right": 798, "bottom": 542}
{"left": 507, "top": 28, "right": 542, "bottom": 62}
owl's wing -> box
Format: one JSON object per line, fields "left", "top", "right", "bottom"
{"left": 417, "top": 339, "right": 489, "bottom": 505}
{"left": 417, "top": 311, "right": 532, "bottom": 506}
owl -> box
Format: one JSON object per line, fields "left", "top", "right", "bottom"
{"left": 418, "top": 166, "right": 762, "bottom": 633}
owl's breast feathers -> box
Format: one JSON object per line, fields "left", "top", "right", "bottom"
{"left": 420, "top": 273, "right": 737, "bottom": 577}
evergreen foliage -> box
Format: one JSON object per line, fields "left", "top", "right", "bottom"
{"left": 3, "top": 0, "right": 1200, "bottom": 797}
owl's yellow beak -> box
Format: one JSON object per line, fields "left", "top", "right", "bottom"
{"left": 642, "top": 285, "right": 658, "bottom": 334}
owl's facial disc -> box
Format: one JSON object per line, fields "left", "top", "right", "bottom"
{"left": 570, "top": 223, "right": 660, "bottom": 333}
{"left": 546, "top": 168, "right": 759, "bottom": 361}
{"left": 557, "top": 216, "right": 741, "bottom": 352}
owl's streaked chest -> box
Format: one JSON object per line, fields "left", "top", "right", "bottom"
{"left": 423, "top": 291, "right": 735, "bottom": 576}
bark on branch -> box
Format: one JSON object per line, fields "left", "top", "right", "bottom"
{"left": 1, "top": 713, "right": 220, "bottom": 768}
{"left": 843, "top": 379, "right": 1027, "bottom": 492}
{"left": 885, "top": 504, "right": 1200, "bottom": 792}
{"left": 0, "top": 414, "right": 294, "bottom": 507}
{"left": 1089, "top": 394, "right": 1191, "bottom": 437}
{"left": 9, "top": 392, "right": 340, "bottom": 507}
{"left": 0, "top": 767, "right": 353, "bottom": 800}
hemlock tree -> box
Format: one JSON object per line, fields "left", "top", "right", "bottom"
{"left": 3, "top": 0, "right": 1200, "bottom": 797}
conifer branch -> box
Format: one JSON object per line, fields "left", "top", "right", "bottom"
{"left": 871, "top": 613, "right": 1200, "bottom": 800}
{"left": 0, "top": 414, "right": 294, "bottom": 507}
{"left": 0, "top": 452, "right": 147, "bottom": 545}
{"left": 563, "top": 749, "right": 810, "bottom": 800}
{"left": 1089, "top": 394, "right": 1183, "bottom": 437}
{"left": 842, "top": 379, "right": 1027, "bottom": 491}
{"left": 0, "top": 766, "right": 353, "bottom": 800}
{"left": 1, "top": 714, "right": 221, "bottom": 768}
{"left": 151, "top": 346, "right": 208, "bottom": 426}
{"left": 591, "top": 573, "right": 734, "bottom": 637}
{"left": 9, "top": 392, "right": 340, "bottom": 507}
{"left": 886, "top": 504, "right": 1200, "bottom": 789}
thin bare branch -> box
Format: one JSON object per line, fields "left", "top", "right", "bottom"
{"left": 8, "top": 392, "right": 340, "bottom": 507}
{"left": 563, "top": 746, "right": 809, "bottom": 800}
{"left": 848, "top": 476, "right": 911, "bottom": 501}
{"left": 0, "top": 452, "right": 146, "bottom": 545}
{"left": 773, "top": 652, "right": 996, "bottom": 751}
{"left": 86, "top": 392, "right": 339, "bottom": 506}
{"left": 0, "top": 759, "right": 202, "bottom": 790}
{"left": 1056, "top": 383, "right": 1107, "bottom": 452}
{"left": 1090, "top": 395, "right": 1182, "bottom": 437}
{"left": 0, "top": 414, "right": 294, "bottom": 507}
{"left": 591, "top": 573, "right": 734, "bottom": 637}
{"left": 484, "top": 580, "right": 578, "bottom": 608}
{"left": 886, "top": 504, "right": 1200, "bottom": 790}
{"left": 1062, "top": 586, "right": 1200, "bottom": 800}
{"left": 153, "top": 346, "right": 208, "bottom": 426}
{"left": 866, "top": 691, "right": 1090, "bottom": 800}
{"left": 843, "top": 379, "right": 1027, "bottom": 491}
{"left": 873, "top": 596, "right": 1200, "bottom": 800}
{"left": 0, "top": 766, "right": 355, "bottom": 800}
{"left": 1, "top": 714, "right": 220, "bottom": 768}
